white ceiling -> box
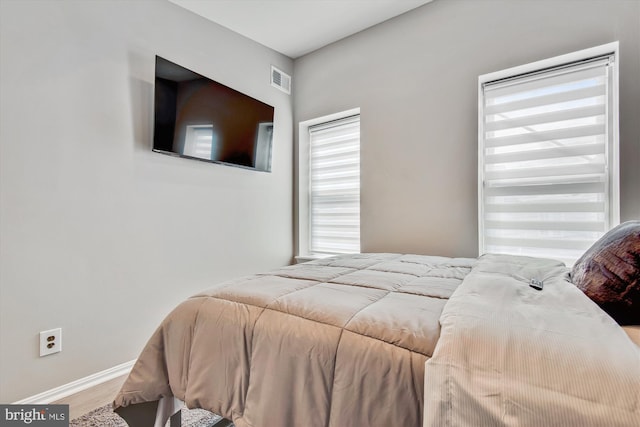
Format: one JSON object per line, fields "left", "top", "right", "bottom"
{"left": 169, "top": 0, "right": 433, "bottom": 59}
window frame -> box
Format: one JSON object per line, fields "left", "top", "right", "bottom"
{"left": 296, "top": 108, "right": 361, "bottom": 262}
{"left": 477, "top": 42, "right": 620, "bottom": 264}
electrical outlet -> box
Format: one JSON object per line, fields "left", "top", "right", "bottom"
{"left": 39, "top": 328, "right": 62, "bottom": 357}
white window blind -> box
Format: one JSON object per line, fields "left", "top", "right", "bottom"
{"left": 184, "top": 124, "right": 216, "bottom": 160}
{"left": 479, "top": 50, "right": 618, "bottom": 266}
{"left": 309, "top": 115, "right": 360, "bottom": 254}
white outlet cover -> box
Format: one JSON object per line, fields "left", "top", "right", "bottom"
{"left": 39, "top": 328, "right": 62, "bottom": 357}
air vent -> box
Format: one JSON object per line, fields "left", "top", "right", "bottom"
{"left": 271, "top": 66, "right": 291, "bottom": 94}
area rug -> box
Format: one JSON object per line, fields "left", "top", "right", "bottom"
{"left": 70, "top": 404, "right": 232, "bottom": 427}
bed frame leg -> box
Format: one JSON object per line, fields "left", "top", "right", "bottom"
{"left": 212, "top": 418, "right": 234, "bottom": 427}
{"left": 170, "top": 410, "right": 181, "bottom": 427}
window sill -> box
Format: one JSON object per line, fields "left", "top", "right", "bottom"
{"left": 294, "top": 254, "right": 334, "bottom": 264}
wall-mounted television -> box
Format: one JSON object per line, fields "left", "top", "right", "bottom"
{"left": 153, "top": 56, "right": 274, "bottom": 172}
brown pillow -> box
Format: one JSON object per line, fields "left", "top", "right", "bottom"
{"left": 571, "top": 221, "right": 640, "bottom": 325}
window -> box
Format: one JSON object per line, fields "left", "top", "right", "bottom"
{"left": 297, "top": 110, "right": 360, "bottom": 259}
{"left": 184, "top": 125, "right": 217, "bottom": 160}
{"left": 478, "top": 43, "right": 619, "bottom": 266}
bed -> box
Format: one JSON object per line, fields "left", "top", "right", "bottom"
{"left": 113, "top": 222, "right": 640, "bottom": 427}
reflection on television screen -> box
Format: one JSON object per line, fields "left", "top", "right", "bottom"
{"left": 153, "top": 56, "right": 274, "bottom": 172}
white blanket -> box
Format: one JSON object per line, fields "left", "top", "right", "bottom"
{"left": 424, "top": 254, "right": 640, "bottom": 426}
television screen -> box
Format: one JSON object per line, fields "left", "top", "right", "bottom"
{"left": 153, "top": 56, "right": 274, "bottom": 172}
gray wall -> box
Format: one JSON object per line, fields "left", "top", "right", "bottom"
{"left": 0, "top": 0, "right": 293, "bottom": 402}
{"left": 294, "top": 0, "right": 640, "bottom": 258}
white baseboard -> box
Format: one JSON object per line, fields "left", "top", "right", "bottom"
{"left": 13, "top": 360, "right": 136, "bottom": 404}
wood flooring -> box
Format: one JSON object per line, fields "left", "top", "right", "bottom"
{"left": 51, "top": 374, "right": 127, "bottom": 420}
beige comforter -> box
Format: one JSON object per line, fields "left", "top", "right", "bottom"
{"left": 424, "top": 254, "right": 640, "bottom": 426}
{"left": 114, "top": 253, "right": 475, "bottom": 427}
{"left": 114, "top": 252, "right": 640, "bottom": 426}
